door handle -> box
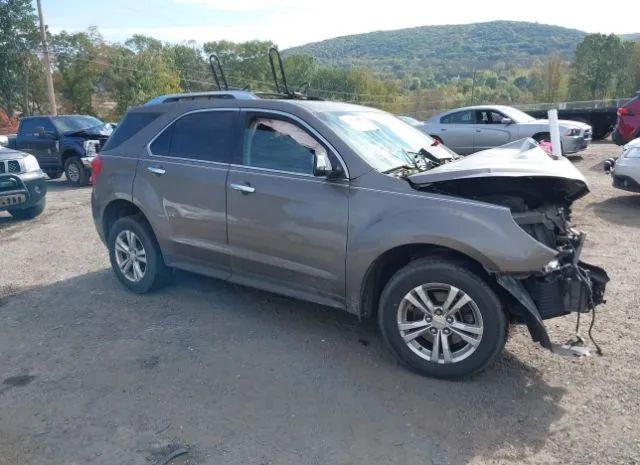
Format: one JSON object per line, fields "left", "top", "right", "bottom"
{"left": 230, "top": 183, "right": 256, "bottom": 194}
{"left": 147, "top": 166, "right": 166, "bottom": 176}
{"left": 476, "top": 130, "right": 482, "bottom": 133}
{"left": 441, "top": 128, "right": 447, "bottom": 131}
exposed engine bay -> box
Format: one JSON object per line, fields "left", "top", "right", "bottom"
{"left": 413, "top": 173, "right": 609, "bottom": 355}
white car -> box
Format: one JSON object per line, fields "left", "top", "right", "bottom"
{"left": 606, "top": 137, "right": 640, "bottom": 192}
{"left": 418, "top": 105, "right": 592, "bottom": 155}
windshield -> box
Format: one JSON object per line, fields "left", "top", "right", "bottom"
{"left": 52, "top": 116, "right": 104, "bottom": 133}
{"left": 501, "top": 107, "right": 536, "bottom": 123}
{"left": 318, "top": 110, "right": 455, "bottom": 172}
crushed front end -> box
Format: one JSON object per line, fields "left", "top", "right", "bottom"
{"left": 503, "top": 204, "right": 609, "bottom": 354}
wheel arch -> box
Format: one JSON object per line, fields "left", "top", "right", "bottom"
{"left": 102, "top": 198, "right": 147, "bottom": 242}
{"left": 358, "top": 243, "right": 498, "bottom": 321}
{"left": 61, "top": 148, "right": 82, "bottom": 164}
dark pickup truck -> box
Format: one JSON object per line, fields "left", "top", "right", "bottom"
{"left": 7, "top": 115, "right": 113, "bottom": 186}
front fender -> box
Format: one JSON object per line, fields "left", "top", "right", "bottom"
{"left": 344, "top": 185, "right": 558, "bottom": 314}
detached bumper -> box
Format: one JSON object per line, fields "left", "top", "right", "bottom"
{"left": 498, "top": 255, "right": 609, "bottom": 353}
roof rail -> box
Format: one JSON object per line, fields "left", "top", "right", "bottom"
{"left": 144, "top": 91, "right": 259, "bottom": 106}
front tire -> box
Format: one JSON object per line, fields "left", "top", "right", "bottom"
{"left": 378, "top": 258, "right": 507, "bottom": 379}
{"left": 108, "top": 215, "right": 172, "bottom": 293}
{"left": 64, "top": 157, "right": 90, "bottom": 186}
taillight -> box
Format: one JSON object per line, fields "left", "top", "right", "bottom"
{"left": 90, "top": 154, "right": 103, "bottom": 185}
{"left": 618, "top": 107, "right": 633, "bottom": 117}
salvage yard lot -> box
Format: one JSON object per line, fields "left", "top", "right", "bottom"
{"left": 1, "top": 142, "right": 638, "bottom": 465}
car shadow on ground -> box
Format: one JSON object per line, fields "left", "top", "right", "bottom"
{"left": 0, "top": 269, "right": 566, "bottom": 464}
{"left": 589, "top": 194, "right": 640, "bottom": 227}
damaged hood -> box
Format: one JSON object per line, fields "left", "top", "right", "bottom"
{"left": 409, "top": 139, "right": 590, "bottom": 204}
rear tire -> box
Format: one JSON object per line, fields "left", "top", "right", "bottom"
{"left": 108, "top": 215, "right": 172, "bottom": 293}
{"left": 64, "top": 157, "right": 90, "bottom": 187}
{"left": 378, "top": 258, "right": 507, "bottom": 379}
{"left": 8, "top": 199, "right": 46, "bottom": 220}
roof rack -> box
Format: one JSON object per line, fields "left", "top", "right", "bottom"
{"left": 209, "top": 54, "right": 229, "bottom": 91}
{"left": 259, "top": 48, "right": 323, "bottom": 101}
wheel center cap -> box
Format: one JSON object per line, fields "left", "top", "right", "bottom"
{"left": 432, "top": 314, "right": 447, "bottom": 330}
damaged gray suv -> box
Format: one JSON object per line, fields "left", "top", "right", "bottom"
{"left": 91, "top": 93, "right": 608, "bottom": 379}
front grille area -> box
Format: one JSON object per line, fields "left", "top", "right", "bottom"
{"left": 7, "top": 160, "right": 20, "bottom": 173}
{"left": 0, "top": 160, "right": 22, "bottom": 174}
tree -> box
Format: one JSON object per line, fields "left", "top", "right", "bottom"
{"left": 0, "top": 0, "right": 40, "bottom": 116}
{"left": 569, "top": 34, "right": 627, "bottom": 100}
{"left": 107, "top": 37, "right": 181, "bottom": 114}
{"left": 51, "top": 27, "right": 105, "bottom": 114}
{"left": 542, "top": 54, "right": 568, "bottom": 102}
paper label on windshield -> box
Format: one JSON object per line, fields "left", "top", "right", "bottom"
{"left": 339, "top": 115, "right": 378, "bottom": 132}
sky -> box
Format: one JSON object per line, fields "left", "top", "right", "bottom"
{"left": 43, "top": 0, "right": 639, "bottom": 48}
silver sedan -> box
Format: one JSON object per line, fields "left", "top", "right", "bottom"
{"left": 417, "top": 105, "right": 592, "bottom": 155}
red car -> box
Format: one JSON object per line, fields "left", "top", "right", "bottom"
{"left": 613, "top": 92, "right": 640, "bottom": 145}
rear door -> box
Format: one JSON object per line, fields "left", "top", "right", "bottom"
{"left": 437, "top": 110, "right": 475, "bottom": 154}
{"left": 473, "top": 109, "right": 512, "bottom": 151}
{"left": 226, "top": 111, "right": 349, "bottom": 307}
{"left": 134, "top": 109, "right": 240, "bottom": 279}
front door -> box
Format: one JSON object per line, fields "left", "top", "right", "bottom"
{"left": 473, "top": 109, "right": 512, "bottom": 151}
{"left": 18, "top": 117, "right": 59, "bottom": 168}
{"left": 226, "top": 112, "right": 349, "bottom": 307}
{"left": 134, "top": 109, "right": 240, "bottom": 279}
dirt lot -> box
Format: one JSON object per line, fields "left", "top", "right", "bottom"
{"left": 0, "top": 142, "right": 638, "bottom": 465}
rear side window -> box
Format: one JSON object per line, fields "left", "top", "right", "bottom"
{"left": 149, "top": 111, "right": 236, "bottom": 163}
{"left": 103, "top": 112, "right": 161, "bottom": 151}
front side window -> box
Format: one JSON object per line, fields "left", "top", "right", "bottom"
{"left": 242, "top": 118, "right": 325, "bottom": 175}
{"left": 149, "top": 111, "right": 236, "bottom": 163}
{"left": 477, "top": 110, "right": 506, "bottom": 124}
{"left": 441, "top": 111, "right": 474, "bottom": 124}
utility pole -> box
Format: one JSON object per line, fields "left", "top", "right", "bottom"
{"left": 36, "top": 0, "right": 57, "bottom": 115}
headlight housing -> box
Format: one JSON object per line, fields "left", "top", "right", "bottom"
{"left": 22, "top": 154, "right": 41, "bottom": 173}
{"left": 565, "top": 128, "right": 581, "bottom": 137}
{"left": 83, "top": 139, "right": 100, "bottom": 157}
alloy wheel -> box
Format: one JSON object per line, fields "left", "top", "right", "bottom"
{"left": 397, "top": 283, "right": 483, "bottom": 364}
{"left": 114, "top": 230, "right": 147, "bottom": 282}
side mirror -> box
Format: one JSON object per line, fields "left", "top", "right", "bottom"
{"left": 501, "top": 117, "right": 513, "bottom": 125}
{"left": 0, "top": 135, "right": 7, "bottom": 147}
{"left": 313, "top": 150, "right": 339, "bottom": 178}
{"left": 34, "top": 126, "right": 46, "bottom": 137}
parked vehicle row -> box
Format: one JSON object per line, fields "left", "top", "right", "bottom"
{"left": 7, "top": 115, "right": 113, "bottom": 186}
{"left": 90, "top": 91, "right": 608, "bottom": 379}
{"left": 417, "top": 105, "right": 592, "bottom": 155}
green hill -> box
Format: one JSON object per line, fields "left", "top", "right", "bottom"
{"left": 286, "top": 21, "right": 589, "bottom": 78}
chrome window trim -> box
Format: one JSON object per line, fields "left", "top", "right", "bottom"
{"left": 145, "top": 108, "right": 239, "bottom": 165}
{"left": 239, "top": 108, "right": 350, "bottom": 179}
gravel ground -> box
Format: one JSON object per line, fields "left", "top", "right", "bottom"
{"left": 0, "top": 141, "right": 638, "bottom": 465}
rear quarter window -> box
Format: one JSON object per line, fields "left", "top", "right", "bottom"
{"left": 102, "top": 112, "right": 161, "bottom": 151}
